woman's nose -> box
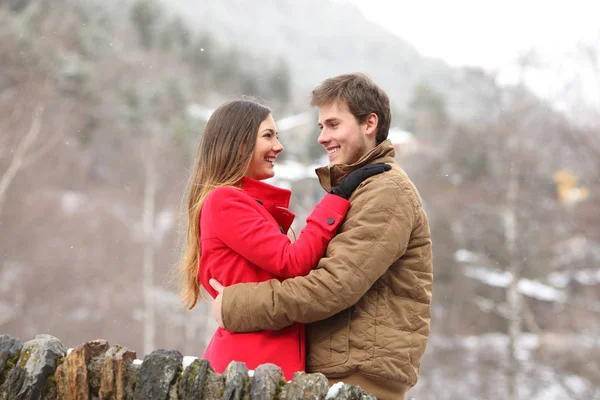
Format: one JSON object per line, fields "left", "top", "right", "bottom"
{"left": 273, "top": 137, "right": 283, "bottom": 153}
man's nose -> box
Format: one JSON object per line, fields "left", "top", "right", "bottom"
{"left": 317, "top": 129, "right": 329, "bottom": 145}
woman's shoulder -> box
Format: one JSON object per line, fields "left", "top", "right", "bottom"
{"left": 204, "top": 186, "right": 252, "bottom": 210}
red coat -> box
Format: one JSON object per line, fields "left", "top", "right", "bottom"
{"left": 199, "top": 177, "right": 349, "bottom": 379}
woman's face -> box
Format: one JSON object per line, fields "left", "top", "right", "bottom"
{"left": 245, "top": 114, "right": 283, "bottom": 180}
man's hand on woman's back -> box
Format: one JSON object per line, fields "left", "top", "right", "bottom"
{"left": 209, "top": 278, "right": 225, "bottom": 328}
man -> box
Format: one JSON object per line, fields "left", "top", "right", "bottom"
{"left": 210, "top": 73, "right": 433, "bottom": 399}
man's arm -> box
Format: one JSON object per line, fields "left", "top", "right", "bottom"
{"left": 221, "top": 175, "right": 416, "bottom": 332}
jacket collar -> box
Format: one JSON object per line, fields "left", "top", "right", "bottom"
{"left": 240, "top": 177, "right": 295, "bottom": 233}
{"left": 240, "top": 176, "right": 292, "bottom": 208}
{"left": 315, "top": 139, "right": 396, "bottom": 191}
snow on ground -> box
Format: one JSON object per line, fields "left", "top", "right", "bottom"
{"left": 410, "top": 333, "right": 598, "bottom": 400}
{"left": 182, "top": 356, "right": 197, "bottom": 369}
{"left": 325, "top": 382, "right": 345, "bottom": 399}
{"left": 462, "top": 265, "right": 567, "bottom": 302}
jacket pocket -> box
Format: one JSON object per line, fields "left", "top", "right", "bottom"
{"left": 307, "top": 309, "right": 351, "bottom": 369}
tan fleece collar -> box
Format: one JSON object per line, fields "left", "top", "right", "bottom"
{"left": 315, "top": 139, "right": 396, "bottom": 191}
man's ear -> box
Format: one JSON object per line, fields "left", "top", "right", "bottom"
{"left": 364, "top": 113, "right": 378, "bottom": 139}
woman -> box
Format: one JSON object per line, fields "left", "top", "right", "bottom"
{"left": 178, "top": 99, "right": 388, "bottom": 379}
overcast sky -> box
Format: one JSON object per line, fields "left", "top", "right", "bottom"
{"left": 345, "top": 0, "right": 600, "bottom": 111}
{"left": 347, "top": 0, "right": 597, "bottom": 68}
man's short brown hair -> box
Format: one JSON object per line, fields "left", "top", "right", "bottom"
{"left": 310, "top": 72, "right": 391, "bottom": 144}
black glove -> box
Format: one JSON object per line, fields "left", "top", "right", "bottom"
{"left": 330, "top": 163, "right": 391, "bottom": 200}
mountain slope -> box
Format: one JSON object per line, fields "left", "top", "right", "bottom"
{"left": 164, "top": 0, "right": 496, "bottom": 121}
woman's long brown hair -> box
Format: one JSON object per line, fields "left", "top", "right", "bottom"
{"left": 179, "top": 99, "right": 271, "bottom": 309}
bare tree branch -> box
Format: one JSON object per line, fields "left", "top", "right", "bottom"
{"left": 19, "top": 112, "right": 66, "bottom": 170}
{"left": 0, "top": 104, "right": 44, "bottom": 216}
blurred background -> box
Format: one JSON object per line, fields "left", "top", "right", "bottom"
{"left": 1, "top": 0, "right": 599, "bottom": 398}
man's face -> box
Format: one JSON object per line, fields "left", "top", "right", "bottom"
{"left": 317, "top": 101, "right": 372, "bottom": 167}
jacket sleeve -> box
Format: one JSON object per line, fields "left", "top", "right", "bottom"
{"left": 206, "top": 187, "right": 350, "bottom": 279}
{"left": 221, "top": 176, "right": 415, "bottom": 332}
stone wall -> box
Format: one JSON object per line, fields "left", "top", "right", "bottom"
{"left": 0, "top": 334, "right": 377, "bottom": 399}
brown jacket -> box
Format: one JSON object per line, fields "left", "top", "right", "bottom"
{"left": 222, "top": 140, "right": 433, "bottom": 399}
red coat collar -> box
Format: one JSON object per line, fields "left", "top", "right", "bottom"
{"left": 240, "top": 177, "right": 295, "bottom": 233}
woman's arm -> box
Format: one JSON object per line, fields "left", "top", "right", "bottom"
{"left": 204, "top": 187, "right": 349, "bottom": 278}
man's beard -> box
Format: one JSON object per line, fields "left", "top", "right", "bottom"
{"left": 343, "top": 137, "right": 369, "bottom": 166}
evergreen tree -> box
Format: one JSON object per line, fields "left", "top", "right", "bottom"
{"left": 130, "top": 0, "right": 161, "bottom": 49}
